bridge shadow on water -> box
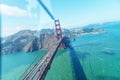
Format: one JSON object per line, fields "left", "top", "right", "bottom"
{"left": 62, "top": 36, "right": 87, "bottom": 80}
{"left": 69, "top": 47, "right": 87, "bottom": 80}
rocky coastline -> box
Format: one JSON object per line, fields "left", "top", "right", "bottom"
{"left": 1, "top": 27, "right": 104, "bottom": 54}
{"left": 1, "top": 29, "right": 72, "bottom": 54}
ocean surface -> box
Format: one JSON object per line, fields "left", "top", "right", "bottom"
{"left": 1, "top": 22, "right": 120, "bottom": 80}
{"left": 1, "top": 50, "right": 47, "bottom": 80}
{"left": 69, "top": 22, "right": 120, "bottom": 80}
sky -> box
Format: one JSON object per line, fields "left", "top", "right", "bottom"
{"left": 0, "top": 0, "right": 120, "bottom": 37}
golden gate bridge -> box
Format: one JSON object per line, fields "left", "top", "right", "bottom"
{"left": 19, "top": 0, "right": 87, "bottom": 80}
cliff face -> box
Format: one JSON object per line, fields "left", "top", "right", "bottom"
{"left": 24, "top": 33, "right": 55, "bottom": 52}
{"left": 1, "top": 29, "right": 60, "bottom": 54}
{"left": 1, "top": 30, "right": 35, "bottom": 54}
{"left": 1, "top": 25, "right": 105, "bottom": 54}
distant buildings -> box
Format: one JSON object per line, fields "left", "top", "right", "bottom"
{"left": 82, "top": 28, "right": 94, "bottom": 33}
{"left": 71, "top": 28, "right": 104, "bottom": 37}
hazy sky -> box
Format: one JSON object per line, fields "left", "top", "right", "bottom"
{"left": 1, "top": 0, "right": 120, "bottom": 37}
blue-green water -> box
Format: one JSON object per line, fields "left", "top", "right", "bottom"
{"left": 1, "top": 50, "right": 47, "bottom": 80}
{"left": 70, "top": 23, "right": 120, "bottom": 80}
{"left": 45, "top": 22, "right": 120, "bottom": 80}
{"left": 1, "top": 22, "right": 120, "bottom": 80}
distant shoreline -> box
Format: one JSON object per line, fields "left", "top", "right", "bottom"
{"left": 71, "top": 28, "right": 105, "bottom": 38}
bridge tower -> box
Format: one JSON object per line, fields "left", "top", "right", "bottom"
{"left": 55, "top": 20, "right": 62, "bottom": 40}
{"left": 55, "top": 20, "right": 65, "bottom": 49}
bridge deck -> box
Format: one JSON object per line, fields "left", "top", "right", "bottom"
{"left": 20, "top": 39, "right": 62, "bottom": 80}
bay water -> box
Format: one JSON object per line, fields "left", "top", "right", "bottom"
{"left": 1, "top": 22, "right": 120, "bottom": 80}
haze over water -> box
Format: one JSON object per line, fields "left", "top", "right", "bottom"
{"left": 46, "top": 22, "right": 120, "bottom": 80}
{"left": 1, "top": 22, "right": 120, "bottom": 80}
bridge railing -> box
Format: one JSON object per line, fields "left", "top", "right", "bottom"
{"left": 23, "top": 39, "right": 62, "bottom": 80}
{"left": 19, "top": 38, "right": 61, "bottom": 80}
{"left": 18, "top": 52, "right": 44, "bottom": 80}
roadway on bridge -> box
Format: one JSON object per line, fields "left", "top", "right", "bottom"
{"left": 21, "top": 39, "right": 61, "bottom": 80}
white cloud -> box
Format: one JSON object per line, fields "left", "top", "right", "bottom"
{"left": 26, "top": 0, "right": 39, "bottom": 18}
{"left": 39, "top": 0, "right": 55, "bottom": 26}
{"left": 25, "top": 0, "right": 55, "bottom": 28}
{"left": 0, "top": 4, "right": 28, "bottom": 16}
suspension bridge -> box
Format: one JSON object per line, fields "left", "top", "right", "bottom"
{"left": 19, "top": 0, "right": 87, "bottom": 80}
{"left": 18, "top": 0, "right": 65, "bottom": 79}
